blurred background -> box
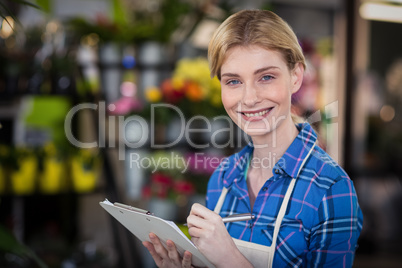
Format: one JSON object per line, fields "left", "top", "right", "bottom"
{"left": 0, "top": 0, "right": 402, "bottom": 267}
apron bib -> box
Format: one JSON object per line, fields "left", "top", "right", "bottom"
{"left": 213, "top": 143, "right": 316, "bottom": 268}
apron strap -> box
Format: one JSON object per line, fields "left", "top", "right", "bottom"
{"left": 269, "top": 177, "right": 296, "bottom": 251}
{"left": 214, "top": 187, "right": 228, "bottom": 213}
{"left": 213, "top": 142, "right": 317, "bottom": 268}
{"left": 270, "top": 142, "right": 316, "bottom": 253}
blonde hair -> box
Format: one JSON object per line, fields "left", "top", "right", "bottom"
{"left": 208, "top": 9, "right": 306, "bottom": 80}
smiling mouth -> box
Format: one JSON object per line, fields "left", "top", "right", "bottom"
{"left": 242, "top": 108, "right": 273, "bottom": 118}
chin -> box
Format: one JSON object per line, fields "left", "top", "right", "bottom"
{"left": 245, "top": 129, "right": 272, "bottom": 137}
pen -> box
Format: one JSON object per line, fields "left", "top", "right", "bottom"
{"left": 114, "top": 202, "right": 154, "bottom": 215}
{"left": 184, "top": 213, "right": 254, "bottom": 226}
{"left": 222, "top": 213, "right": 255, "bottom": 223}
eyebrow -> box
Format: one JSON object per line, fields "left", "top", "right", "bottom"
{"left": 253, "top": 66, "right": 280, "bottom": 75}
{"left": 221, "top": 72, "right": 240, "bottom": 78}
{"left": 221, "top": 66, "right": 280, "bottom": 78}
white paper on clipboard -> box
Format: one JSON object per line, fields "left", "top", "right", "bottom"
{"left": 99, "top": 199, "right": 215, "bottom": 268}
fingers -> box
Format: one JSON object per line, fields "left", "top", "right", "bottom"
{"left": 182, "top": 251, "right": 193, "bottom": 268}
{"left": 188, "top": 224, "right": 204, "bottom": 238}
{"left": 187, "top": 213, "right": 208, "bottom": 230}
{"left": 187, "top": 204, "right": 223, "bottom": 240}
{"left": 189, "top": 203, "right": 215, "bottom": 219}
{"left": 189, "top": 204, "right": 221, "bottom": 227}
{"left": 142, "top": 240, "right": 162, "bottom": 267}
{"left": 143, "top": 233, "right": 188, "bottom": 267}
{"left": 149, "top": 233, "right": 169, "bottom": 260}
{"left": 166, "top": 240, "right": 181, "bottom": 265}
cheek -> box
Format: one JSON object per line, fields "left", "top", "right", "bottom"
{"left": 261, "top": 84, "right": 292, "bottom": 103}
{"left": 221, "top": 89, "right": 237, "bottom": 111}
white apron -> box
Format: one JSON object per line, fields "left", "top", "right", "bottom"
{"left": 213, "top": 143, "right": 316, "bottom": 268}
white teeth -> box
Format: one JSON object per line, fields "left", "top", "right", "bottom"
{"left": 244, "top": 109, "right": 270, "bottom": 117}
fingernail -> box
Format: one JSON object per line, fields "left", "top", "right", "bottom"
{"left": 184, "top": 252, "right": 191, "bottom": 259}
{"left": 149, "top": 233, "right": 155, "bottom": 239}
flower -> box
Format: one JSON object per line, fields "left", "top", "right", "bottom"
{"left": 144, "top": 172, "right": 173, "bottom": 199}
{"left": 145, "top": 86, "right": 162, "bottom": 103}
{"left": 160, "top": 78, "right": 186, "bottom": 103}
{"left": 70, "top": 148, "right": 101, "bottom": 193}
{"left": 173, "top": 57, "right": 222, "bottom": 106}
{"left": 137, "top": 57, "right": 225, "bottom": 121}
{"left": 173, "top": 180, "right": 195, "bottom": 196}
{"left": 142, "top": 172, "right": 195, "bottom": 201}
{"left": 185, "top": 81, "right": 203, "bottom": 102}
{"left": 141, "top": 150, "right": 195, "bottom": 201}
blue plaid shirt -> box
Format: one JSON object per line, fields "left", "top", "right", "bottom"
{"left": 206, "top": 123, "right": 363, "bottom": 267}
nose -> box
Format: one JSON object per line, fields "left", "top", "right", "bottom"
{"left": 242, "top": 85, "right": 259, "bottom": 107}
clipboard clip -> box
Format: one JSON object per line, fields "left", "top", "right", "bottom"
{"left": 114, "top": 202, "right": 154, "bottom": 215}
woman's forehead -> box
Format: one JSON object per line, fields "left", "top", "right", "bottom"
{"left": 221, "top": 45, "right": 287, "bottom": 71}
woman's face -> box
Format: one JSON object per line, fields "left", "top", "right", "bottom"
{"left": 220, "top": 45, "right": 303, "bottom": 138}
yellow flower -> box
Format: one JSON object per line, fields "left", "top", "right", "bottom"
{"left": 71, "top": 156, "right": 99, "bottom": 193}
{"left": 210, "top": 76, "right": 221, "bottom": 90}
{"left": 145, "top": 86, "right": 162, "bottom": 102}
{"left": 173, "top": 57, "right": 222, "bottom": 104}
{"left": 40, "top": 157, "right": 66, "bottom": 194}
{"left": 11, "top": 156, "right": 37, "bottom": 195}
{"left": 211, "top": 94, "right": 222, "bottom": 107}
{"left": 174, "top": 58, "right": 211, "bottom": 86}
{"left": 172, "top": 76, "right": 185, "bottom": 90}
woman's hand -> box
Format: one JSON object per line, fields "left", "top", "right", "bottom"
{"left": 187, "top": 203, "right": 252, "bottom": 268}
{"left": 143, "top": 233, "right": 194, "bottom": 268}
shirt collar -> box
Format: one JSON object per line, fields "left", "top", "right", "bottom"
{"left": 275, "top": 122, "right": 318, "bottom": 179}
{"left": 222, "top": 122, "right": 318, "bottom": 187}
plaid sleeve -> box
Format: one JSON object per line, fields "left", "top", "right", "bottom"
{"left": 306, "top": 177, "right": 363, "bottom": 267}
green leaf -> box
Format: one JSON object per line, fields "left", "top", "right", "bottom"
{"left": 0, "top": 0, "right": 41, "bottom": 28}
{"left": 0, "top": 224, "right": 48, "bottom": 268}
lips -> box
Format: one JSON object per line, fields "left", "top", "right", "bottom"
{"left": 240, "top": 107, "right": 273, "bottom": 121}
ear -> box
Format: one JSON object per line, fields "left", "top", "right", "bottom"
{"left": 290, "top": 62, "right": 304, "bottom": 94}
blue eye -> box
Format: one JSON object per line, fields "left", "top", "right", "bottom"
{"left": 226, "top": 79, "right": 241, "bottom": 85}
{"left": 261, "top": 75, "right": 273, "bottom": 81}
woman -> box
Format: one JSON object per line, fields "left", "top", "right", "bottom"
{"left": 143, "top": 9, "right": 363, "bottom": 267}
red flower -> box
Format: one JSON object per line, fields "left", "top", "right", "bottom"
{"left": 161, "top": 79, "right": 185, "bottom": 103}
{"left": 142, "top": 185, "right": 152, "bottom": 199}
{"left": 173, "top": 180, "right": 195, "bottom": 196}
{"left": 149, "top": 172, "right": 173, "bottom": 199}
{"left": 151, "top": 172, "right": 172, "bottom": 186}
{"left": 143, "top": 172, "right": 195, "bottom": 200}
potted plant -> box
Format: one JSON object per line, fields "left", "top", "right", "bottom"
{"left": 9, "top": 147, "right": 38, "bottom": 195}
{"left": 70, "top": 148, "right": 102, "bottom": 193}
{"left": 38, "top": 143, "right": 68, "bottom": 194}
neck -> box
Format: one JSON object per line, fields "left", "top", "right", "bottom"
{"left": 250, "top": 117, "right": 298, "bottom": 170}
{"left": 246, "top": 118, "right": 299, "bottom": 211}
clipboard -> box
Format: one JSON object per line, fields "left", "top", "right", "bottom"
{"left": 99, "top": 199, "right": 215, "bottom": 268}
